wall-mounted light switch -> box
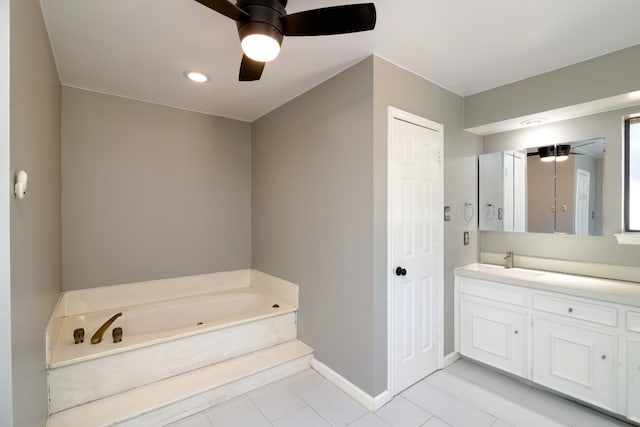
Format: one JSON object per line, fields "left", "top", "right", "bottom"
{"left": 463, "top": 231, "right": 470, "bottom": 246}
{"left": 444, "top": 206, "right": 451, "bottom": 221}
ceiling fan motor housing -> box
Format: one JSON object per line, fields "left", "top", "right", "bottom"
{"left": 236, "top": 0, "right": 286, "bottom": 46}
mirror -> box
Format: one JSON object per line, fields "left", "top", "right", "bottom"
{"left": 479, "top": 138, "right": 605, "bottom": 235}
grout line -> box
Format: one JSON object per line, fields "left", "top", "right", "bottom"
{"left": 281, "top": 372, "right": 335, "bottom": 426}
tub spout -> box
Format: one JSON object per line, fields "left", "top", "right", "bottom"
{"left": 91, "top": 312, "right": 123, "bottom": 344}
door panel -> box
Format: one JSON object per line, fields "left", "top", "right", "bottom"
{"left": 533, "top": 317, "right": 616, "bottom": 411}
{"left": 390, "top": 115, "right": 443, "bottom": 394}
{"left": 460, "top": 297, "right": 526, "bottom": 377}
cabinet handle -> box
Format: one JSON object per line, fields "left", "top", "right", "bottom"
{"left": 568, "top": 308, "right": 574, "bottom": 313}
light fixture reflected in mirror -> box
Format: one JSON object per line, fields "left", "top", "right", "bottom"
{"left": 538, "top": 145, "right": 556, "bottom": 162}
{"left": 536, "top": 144, "right": 571, "bottom": 162}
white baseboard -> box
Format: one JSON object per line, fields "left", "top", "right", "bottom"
{"left": 443, "top": 351, "right": 460, "bottom": 368}
{"left": 311, "top": 358, "right": 391, "bottom": 411}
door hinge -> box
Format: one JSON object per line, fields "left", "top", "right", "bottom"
{"left": 437, "top": 150, "right": 442, "bottom": 164}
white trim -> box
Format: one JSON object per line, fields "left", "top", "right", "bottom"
{"left": 0, "top": 0, "right": 12, "bottom": 422}
{"left": 615, "top": 232, "right": 640, "bottom": 245}
{"left": 386, "top": 107, "right": 445, "bottom": 396}
{"left": 443, "top": 352, "right": 461, "bottom": 368}
{"left": 310, "top": 358, "right": 391, "bottom": 411}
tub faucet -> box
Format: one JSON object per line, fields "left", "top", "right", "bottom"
{"left": 91, "top": 312, "right": 123, "bottom": 344}
{"left": 504, "top": 251, "right": 514, "bottom": 269}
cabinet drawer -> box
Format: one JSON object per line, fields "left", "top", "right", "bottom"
{"left": 533, "top": 294, "right": 617, "bottom": 327}
{"left": 628, "top": 311, "right": 640, "bottom": 333}
{"left": 459, "top": 277, "right": 527, "bottom": 307}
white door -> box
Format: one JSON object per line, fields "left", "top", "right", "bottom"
{"left": 389, "top": 109, "right": 443, "bottom": 395}
{"left": 575, "top": 168, "right": 590, "bottom": 235}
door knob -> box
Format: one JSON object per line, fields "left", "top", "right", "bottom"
{"left": 395, "top": 267, "right": 407, "bottom": 276}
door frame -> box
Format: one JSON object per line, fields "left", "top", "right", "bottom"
{"left": 386, "top": 106, "right": 444, "bottom": 395}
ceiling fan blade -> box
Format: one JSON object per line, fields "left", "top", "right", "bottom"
{"left": 239, "top": 55, "right": 265, "bottom": 81}
{"left": 282, "top": 3, "right": 376, "bottom": 36}
{"left": 193, "top": 0, "right": 249, "bottom": 21}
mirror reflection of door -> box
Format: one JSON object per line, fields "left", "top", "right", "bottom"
{"left": 575, "top": 168, "right": 590, "bottom": 235}
{"left": 479, "top": 138, "right": 604, "bottom": 235}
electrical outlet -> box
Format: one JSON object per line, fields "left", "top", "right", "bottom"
{"left": 463, "top": 231, "right": 470, "bottom": 246}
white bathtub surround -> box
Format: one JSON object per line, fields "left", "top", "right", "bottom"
{"left": 47, "top": 269, "right": 296, "bottom": 368}
{"left": 480, "top": 251, "right": 640, "bottom": 284}
{"left": 250, "top": 269, "right": 298, "bottom": 307}
{"left": 47, "top": 340, "right": 313, "bottom": 427}
{"left": 49, "top": 312, "right": 296, "bottom": 413}
{"left": 46, "top": 269, "right": 311, "bottom": 426}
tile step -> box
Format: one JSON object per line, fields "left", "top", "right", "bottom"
{"left": 46, "top": 340, "right": 313, "bottom": 427}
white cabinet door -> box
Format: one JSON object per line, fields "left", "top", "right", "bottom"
{"left": 629, "top": 337, "right": 640, "bottom": 422}
{"left": 460, "top": 297, "right": 526, "bottom": 377}
{"left": 533, "top": 317, "right": 617, "bottom": 411}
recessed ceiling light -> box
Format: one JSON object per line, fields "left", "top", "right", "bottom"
{"left": 184, "top": 71, "right": 210, "bottom": 83}
{"left": 520, "top": 118, "right": 546, "bottom": 126}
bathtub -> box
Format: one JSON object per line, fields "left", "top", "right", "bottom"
{"left": 50, "top": 287, "right": 295, "bottom": 368}
{"left": 47, "top": 269, "right": 300, "bottom": 414}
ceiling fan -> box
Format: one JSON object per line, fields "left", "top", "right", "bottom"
{"left": 527, "top": 144, "right": 583, "bottom": 163}
{"left": 193, "top": 0, "right": 377, "bottom": 81}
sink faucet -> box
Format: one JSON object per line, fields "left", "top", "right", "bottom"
{"left": 504, "top": 251, "right": 514, "bottom": 269}
{"left": 91, "top": 312, "right": 123, "bottom": 344}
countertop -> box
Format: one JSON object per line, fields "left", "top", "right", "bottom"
{"left": 455, "top": 263, "right": 640, "bottom": 308}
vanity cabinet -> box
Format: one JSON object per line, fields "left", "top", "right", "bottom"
{"left": 628, "top": 336, "right": 640, "bottom": 422}
{"left": 455, "top": 269, "right": 640, "bottom": 422}
{"left": 531, "top": 293, "right": 618, "bottom": 410}
{"left": 532, "top": 316, "right": 617, "bottom": 410}
{"left": 459, "top": 278, "right": 527, "bottom": 377}
{"left": 627, "top": 309, "right": 640, "bottom": 422}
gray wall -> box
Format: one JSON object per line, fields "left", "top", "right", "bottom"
{"left": 482, "top": 106, "right": 640, "bottom": 267}
{"left": 464, "top": 44, "right": 640, "bottom": 129}
{"left": 252, "top": 56, "right": 482, "bottom": 396}
{"left": 372, "top": 57, "right": 482, "bottom": 359}
{"left": 252, "top": 58, "right": 376, "bottom": 394}
{"left": 0, "top": 0, "right": 11, "bottom": 424}
{"left": 9, "top": 0, "right": 62, "bottom": 426}
{"left": 61, "top": 88, "right": 252, "bottom": 290}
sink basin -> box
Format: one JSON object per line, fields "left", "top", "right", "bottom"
{"left": 473, "top": 263, "right": 545, "bottom": 281}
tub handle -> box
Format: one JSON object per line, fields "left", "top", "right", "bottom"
{"left": 91, "top": 312, "right": 123, "bottom": 344}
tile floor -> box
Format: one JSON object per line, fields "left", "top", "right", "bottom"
{"left": 166, "top": 358, "right": 634, "bottom": 427}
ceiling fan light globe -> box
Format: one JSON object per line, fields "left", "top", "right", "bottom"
{"left": 241, "top": 34, "right": 280, "bottom": 62}
{"left": 555, "top": 155, "right": 569, "bottom": 162}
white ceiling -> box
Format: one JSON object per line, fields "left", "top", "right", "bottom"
{"left": 40, "top": 0, "right": 640, "bottom": 123}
